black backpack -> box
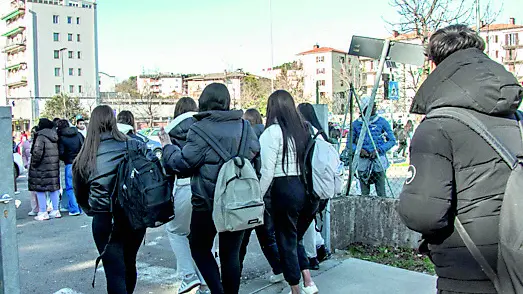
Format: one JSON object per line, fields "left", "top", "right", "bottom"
{"left": 115, "top": 139, "right": 174, "bottom": 230}
{"left": 427, "top": 107, "right": 523, "bottom": 294}
{"left": 92, "top": 139, "right": 174, "bottom": 287}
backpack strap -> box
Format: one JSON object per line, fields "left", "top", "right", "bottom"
{"left": 191, "top": 124, "right": 231, "bottom": 162}
{"left": 238, "top": 120, "right": 249, "bottom": 158}
{"left": 426, "top": 107, "right": 518, "bottom": 169}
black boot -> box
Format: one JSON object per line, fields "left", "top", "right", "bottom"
{"left": 309, "top": 257, "right": 320, "bottom": 270}
{"left": 317, "top": 245, "right": 332, "bottom": 262}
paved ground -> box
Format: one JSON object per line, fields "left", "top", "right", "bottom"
{"left": 14, "top": 174, "right": 436, "bottom": 294}
{"left": 14, "top": 175, "right": 272, "bottom": 294}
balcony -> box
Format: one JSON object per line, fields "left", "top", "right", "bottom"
{"left": 2, "top": 25, "right": 25, "bottom": 38}
{"left": 6, "top": 75, "right": 27, "bottom": 88}
{"left": 1, "top": 4, "right": 25, "bottom": 22}
{"left": 3, "top": 39, "right": 26, "bottom": 54}
{"left": 4, "top": 61, "right": 26, "bottom": 71}
{"left": 503, "top": 58, "right": 523, "bottom": 65}
{"left": 503, "top": 43, "right": 523, "bottom": 50}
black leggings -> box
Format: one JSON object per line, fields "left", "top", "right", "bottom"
{"left": 271, "top": 176, "right": 319, "bottom": 286}
{"left": 189, "top": 210, "right": 245, "bottom": 294}
{"left": 92, "top": 212, "right": 146, "bottom": 294}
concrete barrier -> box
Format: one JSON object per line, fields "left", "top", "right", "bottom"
{"left": 330, "top": 196, "right": 421, "bottom": 250}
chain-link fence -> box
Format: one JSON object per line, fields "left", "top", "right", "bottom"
{"left": 328, "top": 61, "right": 422, "bottom": 199}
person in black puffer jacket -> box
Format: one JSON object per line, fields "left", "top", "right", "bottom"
{"left": 398, "top": 25, "right": 523, "bottom": 294}
{"left": 57, "top": 119, "right": 84, "bottom": 216}
{"left": 29, "top": 118, "right": 61, "bottom": 221}
{"left": 73, "top": 105, "right": 149, "bottom": 294}
{"left": 161, "top": 83, "right": 260, "bottom": 294}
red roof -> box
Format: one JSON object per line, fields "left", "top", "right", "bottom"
{"left": 477, "top": 23, "right": 523, "bottom": 32}
{"left": 297, "top": 47, "right": 346, "bottom": 55}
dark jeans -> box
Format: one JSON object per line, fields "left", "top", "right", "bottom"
{"left": 397, "top": 142, "right": 408, "bottom": 157}
{"left": 271, "top": 176, "right": 319, "bottom": 286}
{"left": 189, "top": 210, "right": 245, "bottom": 294}
{"left": 239, "top": 194, "right": 282, "bottom": 275}
{"left": 92, "top": 212, "right": 146, "bottom": 294}
{"left": 360, "top": 171, "right": 387, "bottom": 197}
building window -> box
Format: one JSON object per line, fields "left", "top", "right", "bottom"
{"left": 53, "top": 15, "right": 59, "bottom": 24}
{"left": 69, "top": 68, "right": 74, "bottom": 76}
{"left": 78, "top": 68, "right": 82, "bottom": 76}
{"left": 77, "top": 51, "right": 81, "bottom": 59}
{"left": 78, "top": 85, "right": 82, "bottom": 93}
{"left": 339, "top": 56, "right": 346, "bottom": 63}
{"left": 54, "top": 50, "right": 60, "bottom": 59}
{"left": 69, "top": 85, "right": 74, "bottom": 93}
{"left": 54, "top": 68, "right": 60, "bottom": 77}
{"left": 67, "top": 16, "right": 72, "bottom": 24}
{"left": 316, "top": 56, "right": 324, "bottom": 63}
{"left": 77, "top": 34, "right": 81, "bottom": 42}
{"left": 76, "top": 17, "right": 80, "bottom": 24}
{"left": 68, "top": 33, "right": 73, "bottom": 41}
{"left": 495, "top": 35, "right": 499, "bottom": 43}
{"left": 53, "top": 33, "right": 59, "bottom": 42}
{"left": 340, "top": 80, "right": 344, "bottom": 87}
{"left": 507, "top": 33, "right": 519, "bottom": 46}
{"left": 55, "top": 85, "right": 61, "bottom": 94}
{"left": 316, "top": 68, "right": 325, "bottom": 74}
{"left": 486, "top": 36, "right": 489, "bottom": 44}
{"left": 318, "top": 80, "right": 326, "bottom": 86}
{"left": 320, "top": 92, "right": 326, "bottom": 98}
{"left": 68, "top": 51, "right": 73, "bottom": 59}
{"left": 495, "top": 51, "right": 499, "bottom": 58}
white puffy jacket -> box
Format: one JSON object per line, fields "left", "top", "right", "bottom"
{"left": 259, "top": 124, "right": 301, "bottom": 196}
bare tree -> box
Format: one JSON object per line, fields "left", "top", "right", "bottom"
{"left": 240, "top": 75, "right": 271, "bottom": 114}
{"left": 132, "top": 85, "right": 161, "bottom": 127}
{"left": 275, "top": 68, "right": 308, "bottom": 103}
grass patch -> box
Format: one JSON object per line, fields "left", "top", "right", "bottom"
{"left": 344, "top": 243, "right": 435, "bottom": 275}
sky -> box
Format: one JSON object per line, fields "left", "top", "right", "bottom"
{"left": 97, "top": 0, "right": 523, "bottom": 81}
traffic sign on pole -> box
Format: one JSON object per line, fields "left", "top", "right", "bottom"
{"left": 389, "top": 81, "right": 399, "bottom": 100}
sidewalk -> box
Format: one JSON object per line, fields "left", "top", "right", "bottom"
{"left": 241, "top": 258, "right": 437, "bottom": 294}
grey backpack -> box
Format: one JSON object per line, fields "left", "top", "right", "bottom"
{"left": 191, "top": 120, "right": 264, "bottom": 232}
{"left": 428, "top": 107, "right": 523, "bottom": 294}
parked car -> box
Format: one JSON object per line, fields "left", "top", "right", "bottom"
{"left": 13, "top": 152, "right": 24, "bottom": 179}
{"left": 138, "top": 128, "right": 153, "bottom": 136}
{"left": 147, "top": 128, "right": 161, "bottom": 145}
{"left": 136, "top": 133, "right": 163, "bottom": 159}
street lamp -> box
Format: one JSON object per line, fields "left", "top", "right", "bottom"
{"left": 59, "top": 47, "right": 67, "bottom": 93}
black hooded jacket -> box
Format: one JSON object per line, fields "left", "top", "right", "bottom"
{"left": 58, "top": 127, "right": 84, "bottom": 165}
{"left": 398, "top": 48, "right": 523, "bottom": 293}
{"left": 168, "top": 116, "right": 197, "bottom": 148}
{"left": 28, "top": 128, "right": 60, "bottom": 192}
{"left": 162, "top": 110, "right": 261, "bottom": 212}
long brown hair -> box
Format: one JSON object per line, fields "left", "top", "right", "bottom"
{"left": 73, "top": 105, "right": 127, "bottom": 179}
{"left": 173, "top": 97, "right": 198, "bottom": 118}
{"left": 265, "top": 90, "right": 309, "bottom": 173}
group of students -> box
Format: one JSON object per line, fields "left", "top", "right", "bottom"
{"left": 24, "top": 116, "right": 86, "bottom": 220}
{"left": 72, "top": 83, "right": 333, "bottom": 294}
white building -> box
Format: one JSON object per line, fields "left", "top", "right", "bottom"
{"left": 1, "top": 0, "right": 98, "bottom": 130}
{"left": 99, "top": 71, "right": 115, "bottom": 93}
{"left": 297, "top": 45, "right": 350, "bottom": 104}
{"left": 481, "top": 18, "right": 523, "bottom": 81}
{"left": 137, "top": 73, "right": 184, "bottom": 97}
{"left": 185, "top": 71, "right": 246, "bottom": 109}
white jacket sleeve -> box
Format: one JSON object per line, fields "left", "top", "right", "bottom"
{"left": 259, "top": 126, "right": 281, "bottom": 197}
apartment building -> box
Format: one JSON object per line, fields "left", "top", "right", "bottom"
{"left": 137, "top": 73, "right": 184, "bottom": 97}
{"left": 1, "top": 0, "right": 98, "bottom": 130}
{"left": 482, "top": 18, "right": 523, "bottom": 81}
{"left": 297, "top": 45, "right": 350, "bottom": 103}
{"left": 185, "top": 71, "right": 246, "bottom": 109}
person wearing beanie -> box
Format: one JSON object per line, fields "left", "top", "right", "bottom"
{"left": 28, "top": 118, "right": 61, "bottom": 221}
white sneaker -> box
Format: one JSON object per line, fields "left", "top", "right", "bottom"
{"left": 34, "top": 212, "right": 49, "bottom": 221}
{"left": 69, "top": 211, "right": 81, "bottom": 216}
{"left": 269, "top": 273, "right": 284, "bottom": 283}
{"left": 49, "top": 210, "right": 62, "bottom": 219}
{"left": 28, "top": 211, "right": 37, "bottom": 216}
{"left": 14, "top": 191, "right": 20, "bottom": 195}
{"left": 301, "top": 283, "right": 319, "bottom": 294}
{"left": 178, "top": 274, "right": 201, "bottom": 294}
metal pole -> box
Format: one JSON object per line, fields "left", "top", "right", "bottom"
{"left": 315, "top": 81, "right": 319, "bottom": 104}
{"left": 0, "top": 106, "right": 21, "bottom": 294}
{"left": 61, "top": 51, "right": 65, "bottom": 93}
{"left": 269, "top": 0, "right": 275, "bottom": 92}
{"left": 349, "top": 40, "right": 391, "bottom": 189}
{"left": 345, "top": 85, "right": 354, "bottom": 196}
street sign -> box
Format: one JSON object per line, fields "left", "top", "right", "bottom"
{"left": 389, "top": 81, "right": 399, "bottom": 100}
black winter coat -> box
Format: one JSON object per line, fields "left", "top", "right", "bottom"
{"left": 58, "top": 127, "right": 84, "bottom": 165}
{"left": 73, "top": 133, "right": 149, "bottom": 215}
{"left": 28, "top": 128, "right": 60, "bottom": 192}
{"left": 162, "top": 110, "right": 261, "bottom": 212}
{"left": 252, "top": 124, "right": 265, "bottom": 138}
{"left": 398, "top": 48, "right": 523, "bottom": 293}
{"left": 168, "top": 116, "right": 197, "bottom": 148}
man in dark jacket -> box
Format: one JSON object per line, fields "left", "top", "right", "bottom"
{"left": 57, "top": 119, "right": 84, "bottom": 216}
{"left": 398, "top": 25, "right": 523, "bottom": 294}
{"left": 162, "top": 83, "right": 260, "bottom": 294}
{"left": 29, "top": 118, "right": 61, "bottom": 220}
